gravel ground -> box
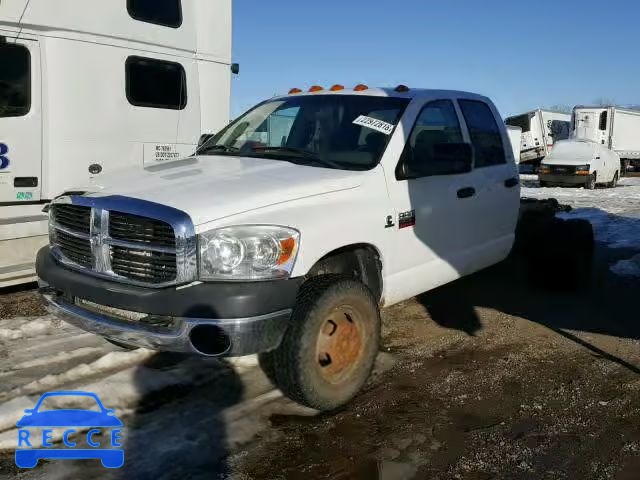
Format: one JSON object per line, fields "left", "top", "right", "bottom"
{"left": 0, "top": 178, "right": 638, "bottom": 479}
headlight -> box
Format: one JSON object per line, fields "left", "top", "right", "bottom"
{"left": 575, "top": 165, "right": 590, "bottom": 172}
{"left": 538, "top": 164, "right": 552, "bottom": 173}
{"left": 198, "top": 225, "right": 300, "bottom": 281}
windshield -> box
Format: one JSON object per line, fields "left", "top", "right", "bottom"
{"left": 199, "top": 94, "right": 410, "bottom": 170}
{"left": 505, "top": 113, "right": 532, "bottom": 133}
{"left": 0, "top": 43, "right": 31, "bottom": 118}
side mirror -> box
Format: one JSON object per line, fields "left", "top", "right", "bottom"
{"left": 400, "top": 142, "right": 473, "bottom": 179}
{"left": 231, "top": 63, "right": 240, "bottom": 75}
{"left": 198, "top": 134, "right": 214, "bottom": 148}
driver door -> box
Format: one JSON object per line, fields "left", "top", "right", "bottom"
{"left": 0, "top": 36, "right": 42, "bottom": 203}
{"left": 384, "top": 99, "right": 479, "bottom": 301}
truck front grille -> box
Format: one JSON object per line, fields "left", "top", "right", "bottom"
{"left": 55, "top": 230, "right": 92, "bottom": 268}
{"left": 49, "top": 201, "right": 191, "bottom": 287}
{"left": 53, "top": 204, "right": 91, "bottom": 234}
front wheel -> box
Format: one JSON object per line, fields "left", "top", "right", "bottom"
{"left": 585, "top": 173, "right": 597, "bottom": 190}
{"left": 260, "top": 276, "right": 381, "bottom": 411}
{"left": 609, "top": 171, "right": 619, "bottom": 188}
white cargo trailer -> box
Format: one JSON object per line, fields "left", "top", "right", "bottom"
{"left": 572, "top": 106, "right": 640, "bottom": 173}
{"left": 505, "top": 109, "right": 571, "bottom": 167}
{"left": 0, "top": 0, "right": 233, "bottom": 287}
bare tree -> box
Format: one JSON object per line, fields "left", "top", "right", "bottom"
{"left": 547, "top": 104, "right": 573, "bottom": 114}
{"left": 592, "top": 97, "right": 616, "bottom": 107}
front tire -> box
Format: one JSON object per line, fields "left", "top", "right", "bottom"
{"left": 260, "top": 276, "right": 381, "bottom": 411}
{"left": 585, "top": 173, "right": 597, "bottom": 190}
{"left": 609, "top": 171, "right": 619, "bottom": 188}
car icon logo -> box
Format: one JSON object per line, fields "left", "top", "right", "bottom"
{"left": 15, "top": 391, "right": 124, "bottom": 469}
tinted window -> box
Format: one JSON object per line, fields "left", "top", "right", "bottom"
{"left": 126, "top": 57, "right": 187, "bottom": 110}
{"left": 127, "top": 0, "right": 182, "bottom": 28}
{"left": 398, "top": 100, "right": 465, "bottom": 178}
{"left": 459, "top": 100, "right": 506, "bottom": 168}
{"left": 599, "top": 111, "right": 608, "bottom": 131}
{"left": 0, "top": 44, "right": 30, "bottom": 118}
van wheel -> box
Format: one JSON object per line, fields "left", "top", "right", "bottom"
{"left": 609, "top": 172, "right": 619, "bottom": 188}
{"left": 259, "top": 276, "right": 381, "bottom": 411}
{"left": 585, "top": 173, "right": 597, "bottom": 190}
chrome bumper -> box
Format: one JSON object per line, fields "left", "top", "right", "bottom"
{"left": 41, "top": 288, "right": 292, "bottom": 357}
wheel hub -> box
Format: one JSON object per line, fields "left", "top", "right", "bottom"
{"left": 316, "top": 305, "right": 363, "bottom": 383}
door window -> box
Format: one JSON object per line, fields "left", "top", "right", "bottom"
{"left": 397, "top": 100, "right": 465, "bottom": 179}
{"left": 599, "top": 111, "right": 608, "bottom": 131}
{"left": 0, "top": 44, "right": 30, "bottom": 118}
{"left": 127, "top": 0, "right": 182, "bottom": 28}
{"left": 459, "top": 100, "right": 506, "bottom": 168}
{"left": 126, "top": 57, "right": 187, "bottom": 110}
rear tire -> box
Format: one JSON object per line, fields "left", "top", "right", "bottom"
{"left": 585, "top": 173, "right": 597, "bottom": 190}
{"left": 260, "top": 276, "right": 381, "bottom": 411}
{"left": 528, "top": 218, "right": 594, "bottom": 290}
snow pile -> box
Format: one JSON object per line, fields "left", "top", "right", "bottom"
{"left": 611, "top": 254, "right": 640, "bottom": 278}
{"left": 0, "top": 315, "right": 60, "bottom": 340}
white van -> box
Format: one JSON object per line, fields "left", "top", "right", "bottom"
{"left": 538, "top": 139, "right": 621, "bottom": 189}
{"left": 0, "top": 0, "right": 233, "bottom": 287}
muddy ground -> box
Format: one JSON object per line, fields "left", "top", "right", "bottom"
{"left": 1, "top": 250, "right": 639, "bottom": 479}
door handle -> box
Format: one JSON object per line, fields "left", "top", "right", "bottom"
{"left": 504, "top": 177, "right": 519, "bottom": 188}
{"left": 457, "top": 187, "right": 476, "bottom": 199}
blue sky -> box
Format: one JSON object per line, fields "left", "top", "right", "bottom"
{"left": 231, "top": 0, "right": 638, "bottom": 118}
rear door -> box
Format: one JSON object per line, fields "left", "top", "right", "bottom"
{"left": 457, "top": 99, "right": 520, "bottom": 271}
{"left": 0, "top": 36, "right": 42, "bottom": 203}
{"left": 575, "top": 109, "right": 603, "bottom": 144}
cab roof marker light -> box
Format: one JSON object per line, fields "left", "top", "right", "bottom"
{"left": 309, "top": 85, "right": 324, "bottom": 92}
{"left": 395, "top": 85, "right": 410, "bottom": 92}
{"left": 288, "top": 88, "right": 302, "bottom": 94}
{"left": 354, "top": 84, "right": 369, "bottom": 91}
{"left": 330, "top": 84, "right": 345, "bottom": 91}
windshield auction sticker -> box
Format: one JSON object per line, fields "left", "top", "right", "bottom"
{"left": 352, "top": 115, "right": 395, "bottom": 135}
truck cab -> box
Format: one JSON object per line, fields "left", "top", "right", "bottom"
{"left": 38, "top": 85, "right": 520, "bottom": 410}
{"left": 0, "top": 0, "right": 233, "bottom": 286}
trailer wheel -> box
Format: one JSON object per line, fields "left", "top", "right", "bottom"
{"left": 259, "top": 276, "right": 380, "bottom": 411}
{"left": 529, "top": 218, "right": 594, "bottom": 289}
{"left": 585, "top": 173, "right": 597, "bottom": 190}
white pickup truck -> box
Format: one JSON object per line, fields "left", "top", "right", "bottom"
{"left": 36, "top": 85, "right": 588, "bottom": 410}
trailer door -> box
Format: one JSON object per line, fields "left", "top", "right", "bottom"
{"left": 0, "top": 37, "right": 42, "bottom": 203}
{"left": 574, "top": 110, "right": 602, "bottom": 144}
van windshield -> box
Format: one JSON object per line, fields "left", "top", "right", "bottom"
{"left": 198, "top": 94, "right": 410, "bottom": 170}
{"left": 0, "top": 44, "right": 31, "bottom": 118}
{"left": 505, "top": 113, "right": 532, "bottom": 133}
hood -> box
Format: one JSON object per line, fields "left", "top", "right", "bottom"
{"left": 83, "top": 156, "right": 363, "bottom": 226}
{"left": 543, "top": 140, "right": 600, "bottom": 165}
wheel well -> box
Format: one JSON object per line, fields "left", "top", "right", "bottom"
{"left": 306, "top": 245, "right": 383, "bottom": 303}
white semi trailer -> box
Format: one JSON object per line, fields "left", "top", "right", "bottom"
{"left": 505, "top": 109, "right": 571, "bottom": 167}
{"left": 0, "top": 0, "right": 233, "bottom": 287}
{"left": 572, "top": 106, "right": 640, "bottom": 174}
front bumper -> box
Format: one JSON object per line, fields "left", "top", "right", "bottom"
{"left": 538, "top": 173, "right": 589, "bottom": 185}
{"left": 36, "top": 247, "right": 301, "bottom": 356}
